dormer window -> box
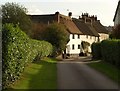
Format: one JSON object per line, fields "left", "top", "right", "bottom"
{"left": 78, "top": 34, "right": 80, "bottom": 39}
{"left": 78, "top": 45, "right": 80, "bottom": 49}
{"left": 86, "top": 35, "right": 88, "bottom": 39}
{"left": 72, "top": 34, "right": 75, "bottom": 39}
{"left": 90, "top": 36, "right": 92, "bottom": 39}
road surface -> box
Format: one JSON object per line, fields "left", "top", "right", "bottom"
{"left": 57, "top": 57, "right": 119, "bottom": 89}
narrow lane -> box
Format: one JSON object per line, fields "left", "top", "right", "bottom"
{"left": 57, "top": 59, "right": 119, "bottom": 89}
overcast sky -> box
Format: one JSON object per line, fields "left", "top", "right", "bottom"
{"left": 0, "top": 0, "right": 119, "bottom": 26}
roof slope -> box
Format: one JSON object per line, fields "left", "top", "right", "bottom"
{"left": 73, "top": 18, "right": 99, "bottom": 37}
{"left": 60, "top": 18, "right": 82, "bottom": 34}
{"left": 92, "top": 21, "right": 109, "bottom": 34}
{"left": 29, "top": 13, "right": 82, "bottom": 34}
{"left": 29, "top": 14, "right": 55, "bottom": 24}
{"left": 86, "top": 23, "right": 99, "bottom": 37}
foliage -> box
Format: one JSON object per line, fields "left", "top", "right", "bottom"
{"left": 31, "top": 22, "right": 46, "bottom": 39}
{"left": 91, "top": 39, "right": 120, "bottom": 68}
{"left": 2, "top": 2, "right": 32, "bottom": 35}
{"left": 81, "top": 41, "right": 90, "bottom": 53}
{"left": 110, "top": 24, "right": 120, "bottom": 39}
{"left": 2, "top": 23, "right": 53, "bottom": 88}
{"left": 88, "top": 61, "right": 120, "bottom": 84}
{"left": 10, "top": 58, "right": 57, "bottom": 89}
{"left": 91, "top": 42, "right": 101, "bottom": 59}
{"left": 101, "top": 40, "right": 120, "bottom": 67}
{"left": 40, "top": 23, "right": 69, "bottom": 56}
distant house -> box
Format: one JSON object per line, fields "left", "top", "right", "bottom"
{"left": 29, "top": 12, "right": 109, "bottom": 57}
{"left": 113, "top": 0, "right": 120, "bottom": 26}
{"left": 29, "top": 12, "right": 83, "bottom": 56}
{"left": 72, "top": 13, "right": 108, "bottom": 52}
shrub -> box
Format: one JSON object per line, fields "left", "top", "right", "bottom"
{"left": 2, "top": 24, "right": 52, "bottom": 88}
{"left": 2, "top": 2, "right": 32, "bottom": 35}
{"left": 101, "top": 40, "right": 120, "bottom": 67}
{"left": 81, "top": 41, "right": 90, "bottom": 54}
{"left": 91, "top": 42, "right": 101, "bottom": 60}
{"left": 40, "top": 23, "right": 69, "bottom": 57}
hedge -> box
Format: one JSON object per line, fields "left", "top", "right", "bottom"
{"left": 2, "top": 24, "right": 53, "bottom": 88}
{"left": 91, "top": 40, "right": 120, "bottom": 68}
{"left": 101, "top": 40, "right": 120, "bottom": 67}
{"left": 91, "top": 42, "right": 101, "bottom": 60}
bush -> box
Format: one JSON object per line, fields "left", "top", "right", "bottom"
{"left": 2, "top": 24, "right": 53, "bottom": 88}
{"left": 101, "top": 40, "right": 120, "bottom": 67}
{"left": 40, "top": 23, "right": 69, "bottom": 56}
{"left": 91, "top": 42, "right": 101, "bottom": 59}
{"left": 81, "top": 41, "right": 90, "bottom": 53}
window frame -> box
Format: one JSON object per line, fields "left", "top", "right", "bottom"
{"left": 72, "top": 44, "right": 75, "bottom": 50}
{"left": 78, "top": 44, "right": 80, "bottom": 49}
{"left": 72, "top": 34, "right": 75, "bottom": 39}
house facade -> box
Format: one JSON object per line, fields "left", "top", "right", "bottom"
{"left": 29, "top": 12, "right": 109, "bottom": 57}
{"left": 113, "top": 0, "right": 120, "bottom": 26}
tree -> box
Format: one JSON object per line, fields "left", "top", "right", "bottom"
{"left": 110, "top": 24, "right": 120, "bottom": 39}
{"left": 2, "top": 2, "right": 32, "bottom": 35}
{"left": 40, "top": 23, "right": 69, "bottom": 56}
{"left": 31, "top": 22, "right": 46, "bottom": 39}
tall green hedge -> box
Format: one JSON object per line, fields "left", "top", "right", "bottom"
{"left": 2, "top": 24, "right": 53, "bottom": 88}
{"left": 91, "top": 40, "right": 120, "bottom": 68}
{"left": 101, "top": 40, "right": 120, "bottom": 66}
{"left": 91, "top": 42, "right": 101, "bottom": 60}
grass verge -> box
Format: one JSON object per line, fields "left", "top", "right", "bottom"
{"left": 88, "top": 61, "right": 120, "bottom": 84}
{"left": 9, "top": 57, "right": 57, "bottom": 90}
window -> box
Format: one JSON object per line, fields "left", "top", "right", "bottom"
{"left": 95, "top": 37, "right": 96, "bottom": 41}
{"left": 86, "top": 35, "right": 88, "bottom": 39}
{"left": 72, "top": 44, "right": 74, "bottom": 50}
{"left": 72, "top": 34, "right": 75, "bottom": 39}
{"left": 78, "top": 34, "right": 80, "bottom": 39}
{"left": 78, "top": 45, "right": 80, "bottom": 49}
{"left": 90, "top": 36, "right": 92, "bottom": 39}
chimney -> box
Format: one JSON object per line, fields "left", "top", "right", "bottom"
{"left": 55, "top": 11, "right": 60, "bottom": 23}
{"left": 82, "top": 13, "right": 89, "bottom": 23}
{"left": 68, "top": 12, "right": 72, "bottom": 17}
{"left": 94, "top": 15, "right": 97, "bottom": 21}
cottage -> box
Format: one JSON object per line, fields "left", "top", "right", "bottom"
{"left": 29, "top": 12, "right": 109, "bottom": 57}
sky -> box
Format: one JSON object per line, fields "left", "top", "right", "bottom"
{"left": 0, "top": 0, "right": 119, "bottom": 26}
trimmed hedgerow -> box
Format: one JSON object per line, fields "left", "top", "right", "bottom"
{"left": 101, "top": 40, "right": 120, "bottom": 67}
{"left": 91, "top": 42, "right": 101, "bottom": 60}
{"left": 91, "top": 40, "right": 120, "bottom": 68}
{"left": 2, "top": 24, "right": 53, "bottom": 88}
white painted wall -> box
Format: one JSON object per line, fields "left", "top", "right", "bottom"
{"left": 66, "top": 34, "right": 82, "bottom": 54}
{"left": 66, "top": 33, "right": 109, "bottom": 55}
{"left": 66, "top": 34, "right": 99, "bottom": 54}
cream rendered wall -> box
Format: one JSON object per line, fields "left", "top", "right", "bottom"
{"left": 80, "top": 35, "right": 98, "bottom": 52}
{"left": 99, "top": 33, "right": 109, "bottom": 42}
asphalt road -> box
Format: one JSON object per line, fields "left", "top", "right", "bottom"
{"left": 57, "top": 57, "right": 119, "bottom": 89}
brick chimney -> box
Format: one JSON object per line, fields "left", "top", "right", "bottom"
{"left": 90, "top": 15, "right": 97, "bottom": 22}
{"left": 55, "top": 11, "right": 60, "bottom": 23}
{"left": 81, "top": 13, "right": 89, "bottom": 23}
{"left": 68, "top": 12, "right": 72, "bottom": 18}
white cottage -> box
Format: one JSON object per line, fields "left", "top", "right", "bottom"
{"left": 29, "top": 12, "right": 109, "bottom": 57}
